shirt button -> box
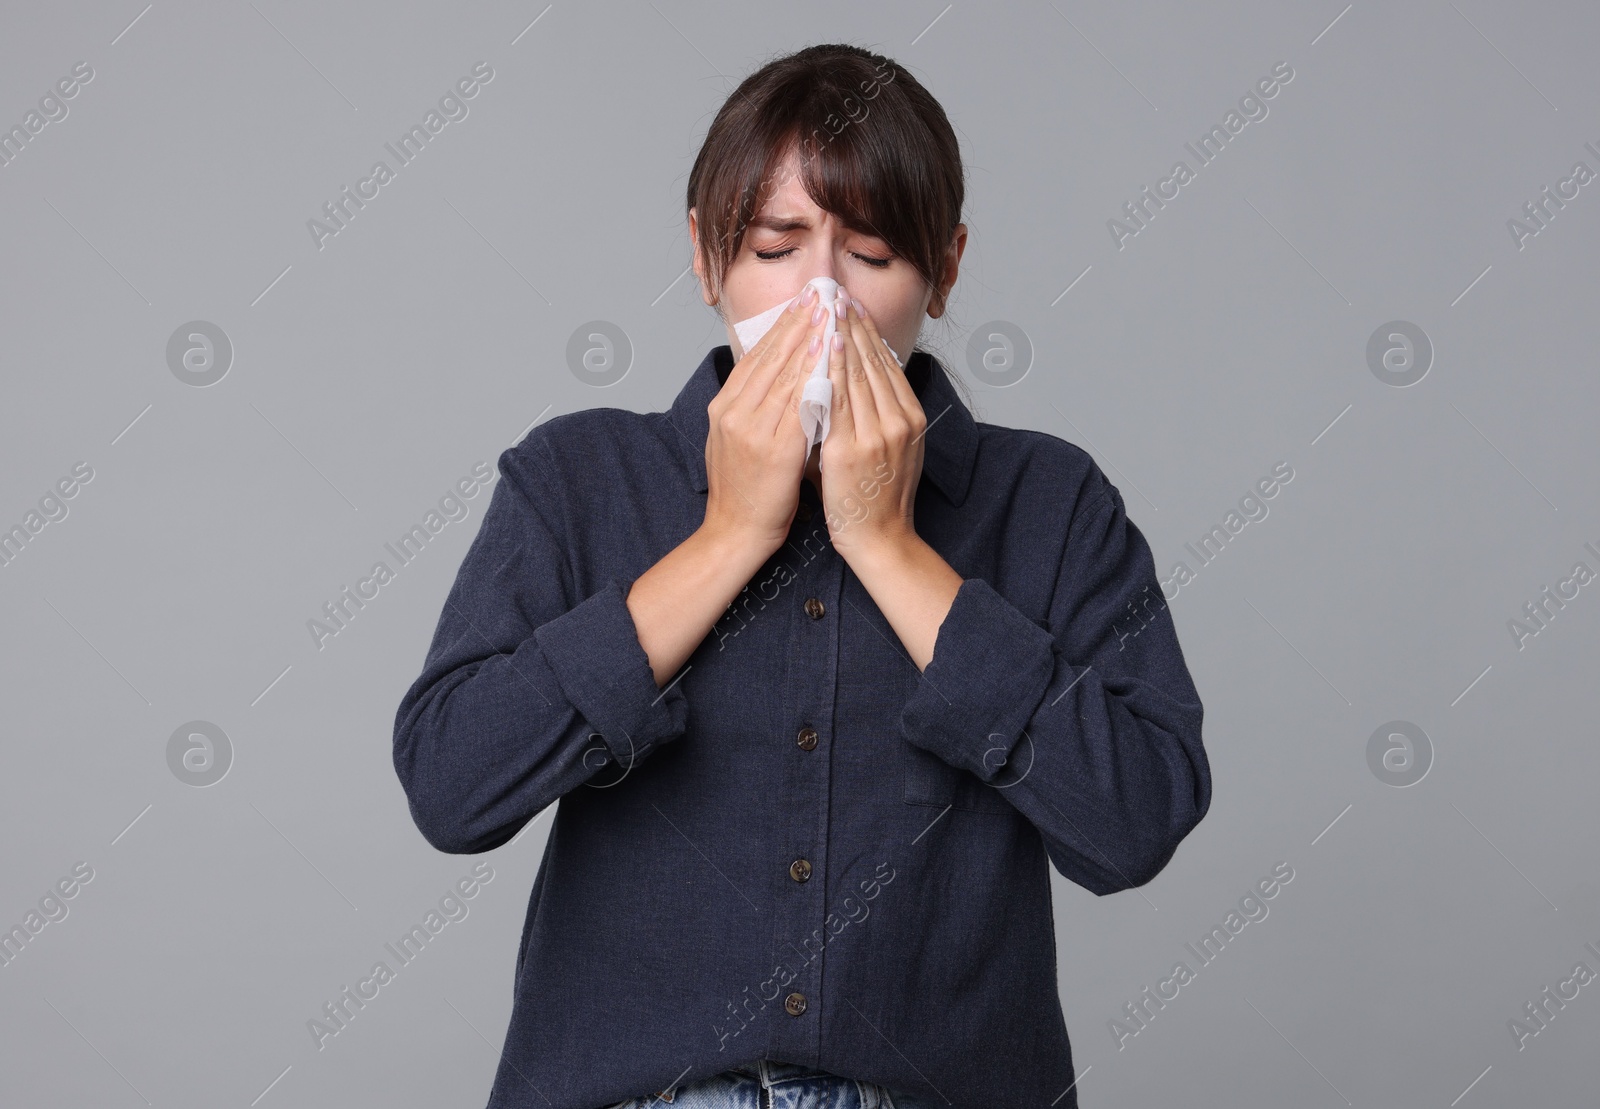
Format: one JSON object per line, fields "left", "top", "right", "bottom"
{"left": 789, "top": 858, "right": 812, "bottom": 882}
{"left": 796, "top": 726, "right": 818, "bottom": 751}
{"left": 784, "top": 991, "right": 807, "bottom": 1016}
{"left": 804, "top": 597, "right": 825, "bottom": 619}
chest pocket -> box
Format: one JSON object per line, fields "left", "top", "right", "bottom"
{"left": 902, "top": 740, "right": 1018, "bottom": 814}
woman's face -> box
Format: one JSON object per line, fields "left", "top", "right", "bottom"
{"left": 691, "top": 149, "right": 966, "bottom": 365}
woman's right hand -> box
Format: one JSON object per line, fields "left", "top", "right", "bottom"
{"left": 703, "top": 284, "right": 828, "bottom": 554}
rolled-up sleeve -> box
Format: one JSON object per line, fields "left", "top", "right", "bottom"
{"left": 899, "top": 477, "right": 1210, "bottom": 895}
{"left": 533, "top": 576, "right": 687, "bottom": 769}
{"left": 392, "top": 432, "right": 688, "bottom": 854}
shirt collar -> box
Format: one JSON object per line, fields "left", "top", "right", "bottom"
{"left": 665, "top": 345, "right": 979, "bottom": 507}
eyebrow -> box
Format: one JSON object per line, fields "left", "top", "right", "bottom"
{"left": 748, "top": 214, "right": 887, "bottom": 243}
{"left": 748, "top": 215, "right": 812, "bottom": 232}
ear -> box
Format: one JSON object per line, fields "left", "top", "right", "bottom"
{"left": 689, "top": 207, "right": 717, "bottom": 307}
{"left": 927, "top": 222, "right": 968, "bottom": 320}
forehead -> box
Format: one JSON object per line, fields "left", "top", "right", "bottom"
{"left": 755, "top": 149, "right": 819, "bottom": 215}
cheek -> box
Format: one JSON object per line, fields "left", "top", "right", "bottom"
{"left": 721, "top": 287, "right": 764, "bottom": 321}
{"left": 725, "top": 269, "right": 797, "bottom": 318}
{"left": 859, "top": 285, "right": 923, "bottom": 343}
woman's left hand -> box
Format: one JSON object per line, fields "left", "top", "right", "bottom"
{"left": 816, "top": 290, "right": 927, "bottom": 563}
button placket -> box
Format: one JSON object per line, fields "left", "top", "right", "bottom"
{"left": 764, "top": 529, "right": 842, "bottom": 1063}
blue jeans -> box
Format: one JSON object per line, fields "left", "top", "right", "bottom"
{"left": 601, "top": 1059, "right": 942, "bottom": 1109}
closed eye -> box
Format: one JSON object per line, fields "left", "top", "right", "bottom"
{"left": 753, "top": 247, "right": 892, "bottom": 268}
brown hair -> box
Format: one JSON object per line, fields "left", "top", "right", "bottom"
{"left": 687, "top": 44, "right": 967, "bottom": 339}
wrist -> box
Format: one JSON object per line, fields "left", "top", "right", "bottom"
{"left": 696, "top": 516, "right": 784, "bottom": 569}
{"left": 834, "top": 516, "right": 919, "bottom": 566}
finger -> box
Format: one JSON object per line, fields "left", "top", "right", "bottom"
{"left": 753, "top": 299, "right": 831, "bottom": 438}
{"left": 824, "top": 326, "right": 854, "bottom": 450}
{"left": 843, "top": 295, "right": 916, "bottom": 415}
{"left": 724, "top": 285, "right": 816, "bottom": 408}
{"left": 725, "top": 286, "right": 809, "bottom": 407}
{"left": 838, "top": 294, "right": 906, "bottom": 432}
{"left": 844, "top": 292, "right": 900, "bottom": 369}
{"left": 834, "top": 297, "right": 881, "bottom": 440}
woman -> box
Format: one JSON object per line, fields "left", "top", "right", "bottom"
{"left": 393, "top": 43, "right": 1211, "bottom": 1109}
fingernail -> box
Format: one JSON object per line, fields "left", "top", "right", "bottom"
{"left": 801, "top": 285, "right": 817, "bottom": 305}
{"left": 834, "top": 297, "right": 847, "bottom": 320}
{"left": 851, "top": 297, "right": 864, "bottom": 316}
{"left": 811, "top": 303, "right": 826, "bottom": 325}
{"left": 831, "top": 332, "right": 844, "bottom": 351}
{"left": 809, "top": 334, "right": 821, "bottom": 355}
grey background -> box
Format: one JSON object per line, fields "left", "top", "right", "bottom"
{"left": 2, "top": 0, "right": 1597, "bottom": 1105}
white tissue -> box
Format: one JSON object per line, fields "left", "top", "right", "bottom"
{"left": 731, "top": 276, "right": 903, "bottom": 453}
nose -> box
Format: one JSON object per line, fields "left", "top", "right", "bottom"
{"left": 811, "top": 217, "right": 848, "bottom": 284}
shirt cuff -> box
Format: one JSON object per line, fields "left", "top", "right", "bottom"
{"left": 532, "top": 576, "right": 688, "bottom": 768}
{"left": 899, "top": 577, "right": 1057, "bottom": 781}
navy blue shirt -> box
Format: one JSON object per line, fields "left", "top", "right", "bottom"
{"left": 392, "top": 345, "right": 1211, "bottom": 1109}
